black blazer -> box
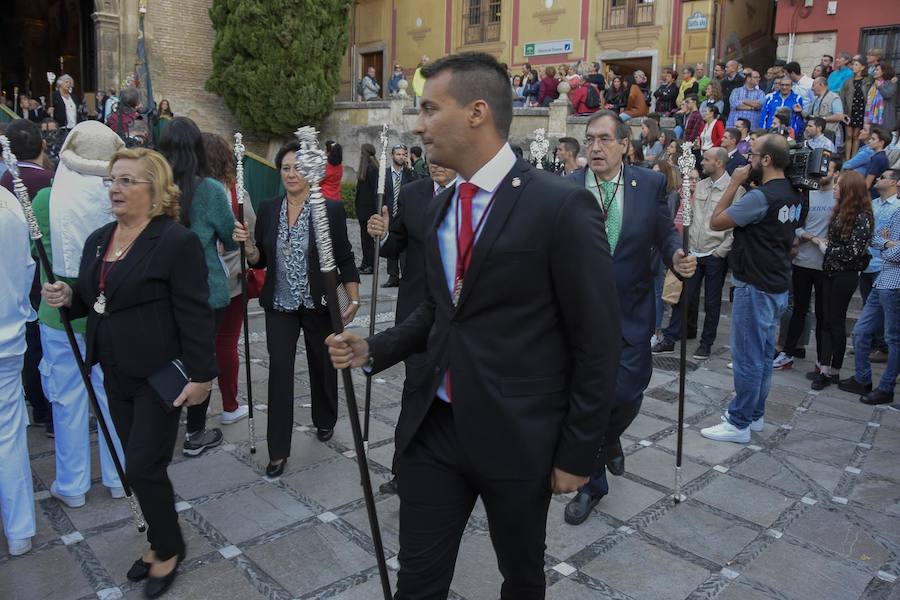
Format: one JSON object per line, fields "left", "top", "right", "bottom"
{"left": 567, "top": 165, "right": 681, "bottom": 346}
{"left": 52, "top": 91, "right": 82, "bottom": 128}
{"left": 69, "top": 217, "right": 217, "bottom": 381}
{"left": 354, "top": 162, "right": 381, "bottom": 219}
{"left": 367, "top": 158, "right": 622, "bottom": 480}
{"left": 253, "top": 196, "right": 360, "bottom": 311}
{"left": 384, "top": 166, "right": 416, "bottom": 206}
{"left": 379, "top": 177, "right": 440, "bottom": 324}
{"left": 726, "top": 151, "right": 749, "bottom": 175}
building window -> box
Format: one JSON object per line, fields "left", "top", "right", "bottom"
{"left": 606, "top": 0, "right": 655, "bottom": 30}
{"left": 860, "top": 26, "right": 900, "bottom": 74}
{"left": 463, "top": 0, "right": 502, "bottom": 45}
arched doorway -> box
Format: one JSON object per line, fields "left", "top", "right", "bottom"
{"left": 1, "top": 0, "right": 98, "bottom": 108}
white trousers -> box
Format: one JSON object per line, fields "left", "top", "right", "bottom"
{"left": 39, "top": 324, "right": 123, "bottom": 495}
{"left": 0, "top": 354, "right": 36, "bottom": 541}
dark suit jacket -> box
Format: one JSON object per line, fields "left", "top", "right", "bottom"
{"left": 52, "top": 91, "right": 81, "bottom": 128}
{"left": 69, "top": 216, "right": 217, "bottom": 381}
{"left": 253, "top": 196, "right": 360, "bottom": 311}
{"left": 567, "top": 165, "right": 681, "bottom": 346}
{"left": 379, "top": 177, "right": 439, "bottom": 324}
{"left": 367, "top": 158, "right": 622, "bottom": 480}
{"left": 726, "top": 151, "right": 749, "bottom": 175}
{"left": 384, "top": 166, "right": 416, "bottom": 210}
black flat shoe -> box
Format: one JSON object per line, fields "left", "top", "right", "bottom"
{"left": 379, "top": 476, "right": 398, "bottom": 495}
{"left": 143, "top": 550, "right": 185, "bottom": 599}
{"left": 266, "top": 459, "right": 286, "bottom": 478}
{"left": 316, "top": 427, "right": 334, "bottom": 442}
{"left": 861, "top": 389, "right": 894, "bottom": 405}
{"left": 838, "top": 377, "right": 872, "bottom": 395}
{"left": 564, "top": 490, "right": 604, "bottom": 526}
{"left": 127, "top": 558, "right": 151, "bottom": 582}
{"left": 604, "top": 440, "right": 625, "bottom": 476}
{"left": 358, "top": 265, "right": 373, "bottom": 275}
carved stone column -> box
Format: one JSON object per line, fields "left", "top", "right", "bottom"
{"left": 92, "top": 1, "right": 121, "bottom": 91}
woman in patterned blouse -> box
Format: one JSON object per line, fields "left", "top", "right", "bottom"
{"left": 814, "top": 170, "right": 874, "bottom": 391}
{"left": 233, "top": 141, "right": 360, "bottom": 478}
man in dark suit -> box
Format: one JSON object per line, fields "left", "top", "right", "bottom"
{"left": 563, "top": 110, "right": 696, "bottom": 525}
{"left": 723, "top": 127, "right": 749, "bottom": 174}
{"left": 383, "top": 144, "right": 417, "bottom": 287}
{"left": 367, "top": 162, "right": 458, "bottom": 493}
{"left": 326, "top": 52, "right": 621, "bottom": 599}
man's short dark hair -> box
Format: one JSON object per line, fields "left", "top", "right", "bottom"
{"left": 716, "top": 62, "right": 726, "bottom": 70}
{"left": 5, "top": 119, "right": 43, "bottom": 161}
{"left": 870, "top": 126, "right": 891, "bottom": 145}
{"left": 421, "top": 52, "right": 513, "bottom": 138}
{"left": 410, "top": 145, "right": 423, "bottom": 159}
{"left": 784, "top": 61, "right": 802, "bottom": 76}
{"left": 737, "top": 118, "right": 751, "bottom": 131}
{"left": 829, "top": 156, "right": 844, "bottom": 171}
{"left": 881, "top": 168, "right": 897, "bottom": 181}
{"left": 725, "top": 127, "right": 741, "bottom": 142}
{"left": 810, "top": 116, "right": 827, "bottom": 131}
{"left": 822, "top": 54, "right": 834, "bottom": 62}
{"left": 591, "top": 61, "right": 601, "bottom": 71}
{"left": 586, "top": 110, "right": 631, "bottom": 141}
{"left": 558, "top": 136, "right": 580, "bottom": 157}
{"left": 758, "top": 134, "right": 790, "bottom": 169}
{"left": 773, "top": 59, "right": 787, "bottom": 68}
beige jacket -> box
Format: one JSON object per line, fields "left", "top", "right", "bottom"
{"left": 688, "top": 172, "right": 741, "bottom": 258}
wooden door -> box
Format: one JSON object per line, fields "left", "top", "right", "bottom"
{"left": 361, "top": 51, "right": 383, "bottom": 99}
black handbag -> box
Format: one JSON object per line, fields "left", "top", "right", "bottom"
{"left": 147, "top": 359, "right": 189, "bottom": 413}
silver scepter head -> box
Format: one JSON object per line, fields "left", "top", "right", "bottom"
{"left": 377, "top": 123, "right": 389, "bottom": 196}
{"left": 293, "top": 126, "right": 335, "bottom": 272}
{"left": 0, "top": 135, "right": 42, "bottom": 241}
{"left": 233, "top": 132, "right": 246, "bottom": 206}
{"left": 530, "top": 128, "right": 549, "bottom": 169}
{"left": 677, "top": 142, "right": 695, "bottom": 228}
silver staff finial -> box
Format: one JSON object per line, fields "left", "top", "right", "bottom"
{"left": 0, "top": 135, "right": 42, "bottom": 241}
{"left": 530, "top": 128, "right": 550, "bottom": 169}
{"left": 677, "top": 142, "right": 695, "bottom": 228}
{"left": 234, "top": 132, "right": 246, "bottom": 206}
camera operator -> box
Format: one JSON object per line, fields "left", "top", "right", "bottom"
{"left": 701, "top": 134, "right": 802, "bottom": 443}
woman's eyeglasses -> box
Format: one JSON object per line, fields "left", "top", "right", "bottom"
{"left": 102, "top": 176, "right": 152, "bottom": 189}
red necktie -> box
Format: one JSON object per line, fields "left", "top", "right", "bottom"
{"left": 446, "top": 182, "right": 479, "bottom": 402}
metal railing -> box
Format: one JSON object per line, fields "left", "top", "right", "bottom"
{"left": 606, "top": 0, "right": 655, "bottom": 30}
{"left": 463, "top": 0, "right": 502, "bottom": 45}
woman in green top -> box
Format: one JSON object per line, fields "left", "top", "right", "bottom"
{"left": 159, "top": 117, "right": 237, "bottom": 456}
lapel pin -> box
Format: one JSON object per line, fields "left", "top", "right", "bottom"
{"left": 631, "top": 180, "right": 637, "bottom": 187}
{"left": 511, "top": 177, "right": 521, "bottom": 188}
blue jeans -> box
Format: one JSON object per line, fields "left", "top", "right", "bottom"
{"left": 654, "top": 261, "right": 666, "bottom": 330}
{"left": 663, "top": 255, "right": 728, "bottom": 347}
{"left": 853, "top": 288, "right": 900, "bottom": 393}
{"left": 727, "top": 284, "right": 788, "bottom": 429}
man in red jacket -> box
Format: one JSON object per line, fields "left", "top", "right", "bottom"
{"left": 568, "top": 75, "right": 600, "bottom": 116}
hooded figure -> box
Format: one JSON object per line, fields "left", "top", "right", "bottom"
{"left": 50, "top": 121, "right": 125, "bottom": 278}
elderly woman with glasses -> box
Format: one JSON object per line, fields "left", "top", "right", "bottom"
{"left": 232, "top": 140, "right": 360, "bottom": 478}
{"left": 43, "top": 148, "right": 217, "bottom": 598}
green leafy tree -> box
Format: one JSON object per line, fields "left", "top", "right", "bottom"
{"left": 207, "top": 0, "right": 352, "bottom": 136}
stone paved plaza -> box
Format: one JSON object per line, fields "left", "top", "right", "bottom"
{"left": 2, "top": 226, "right": 900, "bottom": 600}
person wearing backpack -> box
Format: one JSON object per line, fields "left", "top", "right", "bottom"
{"left": 569, "top": 75, "right": 601, "bottom": 115}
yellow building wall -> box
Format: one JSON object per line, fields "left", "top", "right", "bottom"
{"left": 395, "top": 0, "right": 446, "bottom": 70}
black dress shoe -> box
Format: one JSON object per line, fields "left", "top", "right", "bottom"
{"left": 381, "top": 277, "right": 400, "bottom": 288}
{"left": 564, "top": 490, "right": 603, "bottom": 525}
{"left": 127, "top": 558, "right": 151, "bottom": 582}
{"left": 811, "top": 372, "right": 833, "bottom": 391}
{"left": 379, "top": 476, "right": 398, "bottom": 495}
{"left": 143, "top": 551, "right": 185, "bottom": 599}
{"left": 604, "top": 440, "right": 625, "bottom": 476}
{"left": 265, "top": 459, "right": 286, "bottom": 478}
{"left": 316, "top": 427, "right": 334, "bottom": 442}
{"left": 861, "top": 389, "right": 894, "bottom": 405}
{"left": 838, "top": 377, "right": 872, "bottom": 395}
{"left": 358, "top": 265, "right": 373, "bottom": 275}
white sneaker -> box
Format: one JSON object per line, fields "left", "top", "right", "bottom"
{"left": 650, "top": 334, "right": 661, "bottom": 347}
{"left": 723, "top": 411, "right": 764, "bottom": 432}
{"left": 700, "top": 421, "right": 751, "bottom": 443}
{"left": 772, "top": 352, "right": 794, "bottom": 370}
{"left": 108, "top": 486, "right": 126, "bottom": 499}
{"left": 49, "top": 481, "right": 86, "bottom": 508}
{"left": 221, "top": 405, "right": 250, "bottom": 425}
{"left": 8, "top": 538, "right": 32, "bottom": 556}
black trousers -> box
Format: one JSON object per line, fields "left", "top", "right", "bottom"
{"left": 185, "top": 308, "right": 225, "bottom": 434}
{"left": 103, "top": 366, "right": 184, "bottom": 561}
{"left": 663, "top": 255, "right": 727, "bottom": 347}
{"left": 387, "top": 257, "right": 400, "bottom": 279}
{"left": 357, "top": 210, "right": 375, "bottom": 269}
{"left": 396, "top": 400, "right": 551, "bottom": 600}
{"left": 23, "top": 319, "right": 51, "bottom": 422}
{"left": 265, "top": 307, "right": 337, "bottom": 460}
{"left": 859, "top": 271, "right": 888, "bottom": 352}
{"left": 784, "top": 266, "right": 826, "bottom": 361}
{"left": 820, "top": 271, "right": 860, "bottom": 370}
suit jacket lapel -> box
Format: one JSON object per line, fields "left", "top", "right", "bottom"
{"left": 619, "top": 164, "right": 638, "bottom": 248}
{"left": 104, "top": 217, "right": 169, "bottom": 301}
{"left": 455, "top": 160, "right": 530, "bottom": 310}
{"left": 427, "top": 183, "right": 456, "bottom": 309}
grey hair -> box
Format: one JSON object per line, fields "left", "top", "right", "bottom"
{"left": 57, "top": 74, "right": 74, "bottom": 88}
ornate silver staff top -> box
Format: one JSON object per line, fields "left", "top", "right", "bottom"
{"left": 294, "top": 126, "right": 334, "bottom": 271}
{"left": 530, "top": 128, "right": 549, "bottom": 169}
{"left": 0, "top": 135, "right": 42, "bottom": 241}
{"left": 677, "top": 142, "right": 694, "bottom": 229}
{"left": 233, "top": 132, "right": 246, "bottom": 206}
{"left": 376, "top": 123, "right": 389, "bottom": 196}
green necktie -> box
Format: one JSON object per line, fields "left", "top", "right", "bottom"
{"left": 600, "top": 179, "right": 620, "bottom": 254}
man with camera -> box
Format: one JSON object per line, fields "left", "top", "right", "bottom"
{"left": 701, "top": 134, "right": 802, "bottom": 443}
